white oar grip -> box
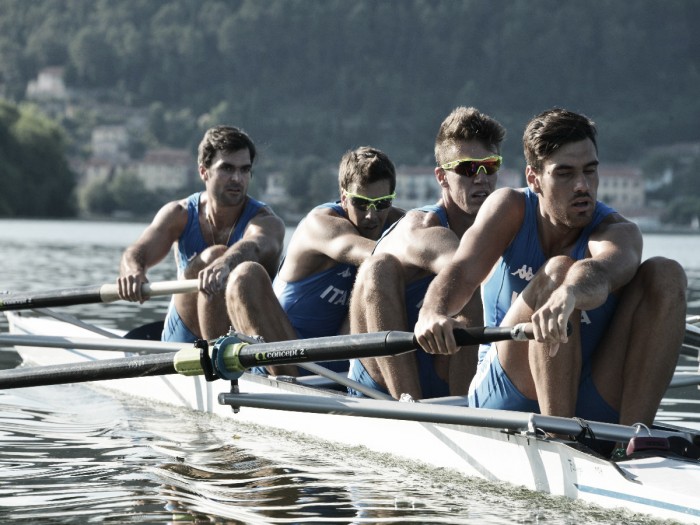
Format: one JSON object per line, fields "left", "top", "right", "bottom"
{"left": 98, "top": 279, "right": 199, "bottom": 303}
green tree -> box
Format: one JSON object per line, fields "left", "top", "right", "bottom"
{"left": 0, "top": 99, "right": 76, "bottom": 217}
{"left": 68, "top": 27, "right": 117, "bottom": 87}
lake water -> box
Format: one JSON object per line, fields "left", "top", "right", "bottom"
{"left": 0, "top": 218, "right": 699, "bottom": 524}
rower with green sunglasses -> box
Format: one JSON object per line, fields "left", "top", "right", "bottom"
{"left": 348, "top": 106, "right": 506, "bottom": 400}
{"left": 226, "top": 146, "right": 404, "bottom": 376}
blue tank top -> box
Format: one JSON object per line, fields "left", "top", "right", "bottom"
{"left": 273, "top": 203, "right": 357, "bottom": 340}
{"left": 174, "top": 192, "right": 266, "bottom": 277}
{"left": 481, "top": 188, "right": 619, "bottom": 364}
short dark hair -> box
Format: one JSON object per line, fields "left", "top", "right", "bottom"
{"left": 338, "top": 146, "right": 396, "bottom": 194}
{"left": 198, "top": 125, "right": 256, "bottom": 168}
{"left": 523, "top": 108, "right": 597, "bottom": 172}
{"left": 434, "top": 106, "right": 506, "bottom": 166}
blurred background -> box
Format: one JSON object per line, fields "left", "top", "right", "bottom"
{"left": 1, "top": 0, "right": 698, "bottom": 225}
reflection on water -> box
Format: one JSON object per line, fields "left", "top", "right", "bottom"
{"left": 0, "top": 219, "right": 699, "bottom": 524}
{"left": 0, "top": 384, "right": 656, "bottom": 525}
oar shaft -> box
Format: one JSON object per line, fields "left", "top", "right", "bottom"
{"left": 218, "top": 392, "right": 694, "bottom": 443}
{"left": 0, "top": 280, "right": 198, "bottom": 311}
{"left": 0, "top": 334, "right": 183, "bottom": 353}
{"left": 235, "top": 331, "right": 415, "bottom": 368}
{"left": 0, "top": 353, "right": 177, "bottom": 389}
{"left": 225, "top": 325, "right": 533, "bottom": 371}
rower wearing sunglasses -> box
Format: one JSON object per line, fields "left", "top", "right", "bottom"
{"left": 226, "top": 146, "right": 404, "bottom": 376}
{"left": 415, "top": 108, "right": 686, "bottom": 434}
{"left": 348, "top": 106, "right": 506, "bottom": 400}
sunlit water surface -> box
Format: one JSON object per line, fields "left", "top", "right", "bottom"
{"left": 0, "top": 219, "right": 698, "bottom": 524}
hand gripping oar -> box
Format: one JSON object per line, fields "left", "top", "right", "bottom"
{"left": 0, "top": 280, "right": 198, "bottom": 311}
{"left": 0, "top": 324, "right": 534, "bottom": 389}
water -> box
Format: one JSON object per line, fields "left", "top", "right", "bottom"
{"left": 0, "top": 219, "right": 698, "bottom": 524}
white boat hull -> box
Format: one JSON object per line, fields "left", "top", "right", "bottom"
{"left": 4, "top": 312, "right": 700, "bottom": 524}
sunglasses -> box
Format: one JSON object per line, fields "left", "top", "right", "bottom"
{"left": 344, "top": 191, "right": 396, "bottom": 211}
{"left": 440, "top": 155, "right": 502, "bottom": 177}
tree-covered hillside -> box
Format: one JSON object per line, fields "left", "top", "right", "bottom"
{"left": 0, "top": 0, "right": 699, "bottom": 218}
{"left": 2, "top": 0, "right": 698, "bottom": 163}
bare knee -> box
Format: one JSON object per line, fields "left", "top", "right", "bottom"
{"left": 637, "top": 257, "right": 687, "bottom": 302}
{"left": 355, "top": 253, "right": 404, "bottom": 299}
{"left": 227, "top": 261, "right": 270, "bottom": 301}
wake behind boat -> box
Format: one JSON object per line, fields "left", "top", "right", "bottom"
{"left": 2, "top": 310, "right": 700, "bottom": 524}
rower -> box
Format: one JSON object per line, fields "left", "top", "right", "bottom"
{"left": 225, "top": 146, "right": 404, "bottom": 377}
{"left": 348, "top": 106, "right": 506, "bottom": 400}
{"left": 116, "top": 126, "right": 285, "bottom": 343}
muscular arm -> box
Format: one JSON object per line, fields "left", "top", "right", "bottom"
{"left": 415, "top": 189, "right": 524, "bottom": 354}
{"left": 200, "top": 209, "right": 285, "bottom": 295}
{"left": 374, "top": 210, "right": 459, "bottom": 276}
{"left": 118, "top": 201, "right": 187, "bottom": 302}
{"left": 280, "top": 208, "right": 376, "bottom": 282}
{"left": 531, "top": 217, "right": 643, "bottom": 344}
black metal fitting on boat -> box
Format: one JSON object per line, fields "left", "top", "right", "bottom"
{"left": 229, "top": 379, "right": 240, "bottom": 414}
{"left": 195, "top": 339, "right": 218, "bottom": 382}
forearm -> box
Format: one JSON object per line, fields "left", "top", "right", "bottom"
{"left": 564, "top": 259, "right": 613, "bottom": 312}
{"left": 120, "top": 245, "right": 150, "bottom": 277}
{"left": 220, "top": 239, "right": 280, "bottom": 275}
{"left": 423, "top": 263, "right": 475, "bottom": 317}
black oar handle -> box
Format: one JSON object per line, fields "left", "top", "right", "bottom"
{"left": 451, "top": 323, "right": 534, "bottom": 346}
{"left": 0, "top": 285, "right": 104, "bottom": 311}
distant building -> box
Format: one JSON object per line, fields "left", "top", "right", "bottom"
{"left": 394, "top": 166, "right": 439, "bottom": 210}
{"left": 597, "top": 164, "right": 645, "bottom": 211}
{"left": 91, "top": 125, "right": 130, "bottom": 163}
{"left": 80, "top": 146, "right": 194, "bottom": 192}
{"left": 134, "top": 148, "right": 195, "bottom": 191}
{"left": 26, "top": 67, "right": 68, "bottom": 100}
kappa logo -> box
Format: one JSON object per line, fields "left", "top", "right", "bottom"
{"left": 337, "top": 267, "right": 353, "bottom": 278}
{"left": 511, "top": 265, "right": 535, "bottom": 281}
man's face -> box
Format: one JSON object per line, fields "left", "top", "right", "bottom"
{"left": 437, "top": 140, "right": 500, "bottom": 216}
{"left": 200, "top": 149, "right": 252, "bottom": 207}
{"left": 341, "top": 179, "right": 394, "bottom": 240}
{"left": 527, "top": 138, "right": 599, "bottom": 229}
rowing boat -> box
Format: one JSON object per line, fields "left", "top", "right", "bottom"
{"left": 3, "top": 310, "right": 700, "bottom": 524}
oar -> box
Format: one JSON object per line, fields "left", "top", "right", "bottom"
{"left": 0, "top": 324, "right": 534, "bottom": 389}
{"left": 0, "top": 279, "right": 198, "bottom": 311}
{"left": 216, "top": 391, "right": 697, "bottom": 444}
{"left": 670, "top": 373, "right": 700, "bottom": 388}
{"left": 32, "top": 308, "right": 121, "bottom": 339}
{"left": 685, "top": 321, "right": 700, "bottom": 350}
